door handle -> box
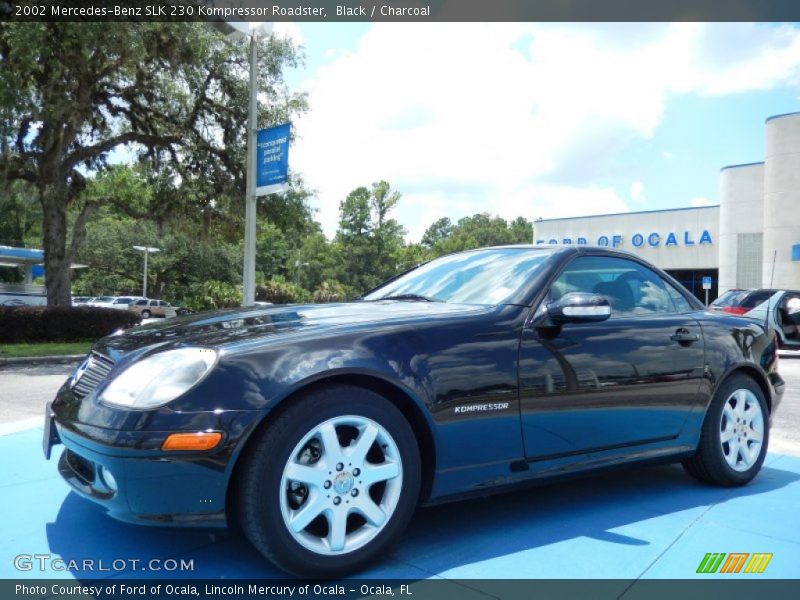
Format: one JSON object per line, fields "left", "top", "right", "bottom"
{"left": 670, "top": 328, "right": 699, "bottom": 344}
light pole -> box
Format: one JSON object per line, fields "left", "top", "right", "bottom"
{"left": 294, "top": 260, "right": 309, "bottom": 285}
{"left": 132, "top": 246, "right": 160, "bottom": 298}
{"left": 211, "top": 21, "right": 273, "bottom": 307}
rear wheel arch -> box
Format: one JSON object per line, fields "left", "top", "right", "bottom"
{"left": 226, "top": 373, "right": 437, "bottom": 527}
{"left": 714, "top": 365, "right": 772, "bottom": 415}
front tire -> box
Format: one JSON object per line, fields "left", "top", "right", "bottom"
{"left": 683, "top": 374, "right": 769, "bottom": 486}
{"left": 141, "top": 309, "right": 151, "bottom": 319}
{"left": 237, "top": 385, "right": 421, "bottom": 578}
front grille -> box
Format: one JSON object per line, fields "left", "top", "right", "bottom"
{"left": 72, "top": 352, "right": 115, "bottom": 399}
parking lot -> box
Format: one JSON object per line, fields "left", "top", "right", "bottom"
{"left": 0, "top": 353, "right": 798, "bottom": 583}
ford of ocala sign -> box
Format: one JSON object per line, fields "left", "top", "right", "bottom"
{"left": 536, "top": 230, "right": 713, "bottom": 248}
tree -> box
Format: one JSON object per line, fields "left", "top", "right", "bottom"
{"left": 0, "top": 22, "right": 306, "bottom": 305}
{"left": 0, "top": 181, "right": 40, "bottom": 248}
{"left": 426, "top": 213, "right": 533, "bottom": 256}
{"left": 334, "top": 181, "right": 407, "bottom": 294}
{"left": 420, "top": 217, "right": 453, "bottom": 248}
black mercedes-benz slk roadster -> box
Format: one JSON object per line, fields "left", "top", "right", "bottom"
{"left": 45, "top": 245, "right": 784, "bottom": 577}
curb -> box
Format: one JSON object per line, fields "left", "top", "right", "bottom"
{"left": 0, "top": 354, "right": 84, "bottom": 367}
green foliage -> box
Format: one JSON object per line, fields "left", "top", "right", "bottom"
{"left": 0, "top": 181, "right": 40, "bottom": 248}
{"left": 182, "top": 280, "right": 242, "bottom": 312}
{"left": 420, "top": 217, "right": 453, "bottom": 248}
{"left": 425, "top": 213, "right": 533, "bottom": 257}
{"left": 0, "top": 341, "right": 94, "bottom": 358}
{"left": 0, "top": 22, "right": 307, "bottom": 305}
{"left": 71, "top": 206, "right": 241, "bottom": 301}
{"left": 256, "top": 277, "right": 309, "bottom": 304}
{"left": 313, "top": 280, "right": 348, "bottom": 303}
{"left": 334, "top": 181, "right": 407, "bottom": 294}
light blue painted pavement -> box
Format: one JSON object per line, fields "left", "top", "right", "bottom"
{"left": 1, "top": 427, "right": 799, "bottom": 580}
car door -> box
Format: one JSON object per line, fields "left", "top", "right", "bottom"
{"left": 778, "top": 292, "right": 800, "bottom": 348}
{"left": 519, "top": 254, "right": 706, "bottom": 460}
{"left": 159, "top": 301, "right": 176, "bottom": 318}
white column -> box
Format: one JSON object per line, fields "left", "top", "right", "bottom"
{"left": 763, "top": 112, "right": 800, "bottom": 289}
{"left": 718, "top": 162, "right": 764, "bottom": 291}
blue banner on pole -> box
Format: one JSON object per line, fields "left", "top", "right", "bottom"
{"left": 255, "top": 122, "right": 291, "bottom": 196}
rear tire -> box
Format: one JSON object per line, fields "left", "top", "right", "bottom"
{"left": 237, "top": 384, "right": 421, "bottom": 578}
{"left": 682, "top": 374, "right": 769, "bottom": 486}
{"left": 141, "top": 310, "right": 151, "bottom": 319}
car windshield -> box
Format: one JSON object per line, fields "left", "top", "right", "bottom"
{"left": 363, "top": 247, "right": 555, "bottom": 305}
{"left": 739, "top": 290, "right": 776, "bottom": 308}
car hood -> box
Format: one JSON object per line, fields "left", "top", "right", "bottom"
{"left": 95, "top": 301, "right": 495, "bottom": 358}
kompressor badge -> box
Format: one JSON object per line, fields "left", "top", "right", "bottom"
{"left": 455, "top": 402, "right": 510, "bottom": 414}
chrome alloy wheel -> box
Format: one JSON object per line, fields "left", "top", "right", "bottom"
{"left": 279, "top": 415, "right": 403, "bottom": 555}
{"left": 720, "top": 388, "right": 764, "bottom": 472}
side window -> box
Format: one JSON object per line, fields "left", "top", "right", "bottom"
{"left": 150, "top": 300, "right": 158, "bottom": 307}
{"left": 664, "top": 283, "right": 693, "bottom": 312}
{"left": 550, "top": 256, "right": 682, "bottom": 316}
{"left": 136, "top": 300, "right": 147, "bottom": 306}
{"left": 160, "top": 301, "right": 171, "bottom": 307}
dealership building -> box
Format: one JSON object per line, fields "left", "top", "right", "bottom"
{"left": 534, "top": 111, "right": 800, "bottom": 302}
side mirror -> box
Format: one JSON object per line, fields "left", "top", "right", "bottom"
{"left": 547, "top": 292, "right": 611, "bottom": 325}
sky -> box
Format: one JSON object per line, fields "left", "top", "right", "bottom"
{"left": 272, "top": 22, "right": 800, "bottom": 242}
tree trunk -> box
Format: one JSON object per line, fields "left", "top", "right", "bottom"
{"left": 41, "top": 189, "right": 71, "bottom": 306}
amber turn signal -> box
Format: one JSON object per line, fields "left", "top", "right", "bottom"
{"left": 162, "top": 432, "right": 222, "bottom": 451}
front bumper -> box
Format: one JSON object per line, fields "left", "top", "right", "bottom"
{"left": 46, "top": 395, "right": 264, "bottom": 528}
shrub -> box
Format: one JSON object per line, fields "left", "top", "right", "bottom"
{"left": 256, "top": 278, "right": 310, "bottom": 304}
{"left": 181, "top": 281, "right": 242, "bottom": 312}
{"left": 0, "top": 306, "right": 142, "bottom": 344}
{"left": 313, "top": 280, "right": 348, "bottom": 303}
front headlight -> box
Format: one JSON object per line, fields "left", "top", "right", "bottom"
{"left": 100, "top": 347, "right": 217, "bottom": 409}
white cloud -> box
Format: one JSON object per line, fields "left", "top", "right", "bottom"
{"left": 272, "top": 22, "right": 304, "bottom": 46}
{"left": 630, "top": 181, "right": 645, "bottom": 203}
{"left": 291, "top": 23, "right": 800, "bottom": 240}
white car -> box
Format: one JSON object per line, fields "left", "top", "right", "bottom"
{"left": 109, "top": 296, "right": 144, "bottom": 310}
{"left": 713, "top": 288, "right": 800, "bottom": 350}
{"left": 87, "top": 295, "right": 117, "bottom": 308}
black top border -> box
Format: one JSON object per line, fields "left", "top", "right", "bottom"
{"left": 4, "top": 0, "right": 800, "bottom": 23}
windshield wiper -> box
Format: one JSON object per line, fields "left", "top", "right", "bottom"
{"left": 377, "top": 293, "right": 444, "bottom": 302}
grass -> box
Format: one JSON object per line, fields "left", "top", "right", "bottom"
{"left": 0, "top": 341, "right": 93, "bottom": 358}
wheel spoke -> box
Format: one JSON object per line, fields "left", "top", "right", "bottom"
{"left": 723, "top": 403, "right": 736, "bottom": 425}
{"left": 734, "top": 391, "right": 747, "bottom": 417}
{"left": 720, "top": 427, "right": 735, "bottom": 443}
{"left": 747, "top": 426, "right": 763, "bottom": 443}
{"left": 361, "top": 461, "right": 400, "bottom": 486}
{"left": 743, "top": 404, "right": 758, "bottom": 424}
{"left": 724, "top": 440, "right": 739, "bottom": 467}
{"left": 318, "top": 422, "right": 344, "bottom": 464}
{"left": 347, "top": 423, "right": 379, "bottom": 463}
{"left": 289, "top": 494, "right": 325, "bottom": 533}
{"left": 284, "top": 462, "right": 325, "bottom": 487}
{"left": 745, "top": 442, "right": 759, "bottom": 466}
{"left": 327, "top": 509, "right": 348, "bottom": 552}
{"left": 355, "top": 498, "right": 386, "bottom": 526}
